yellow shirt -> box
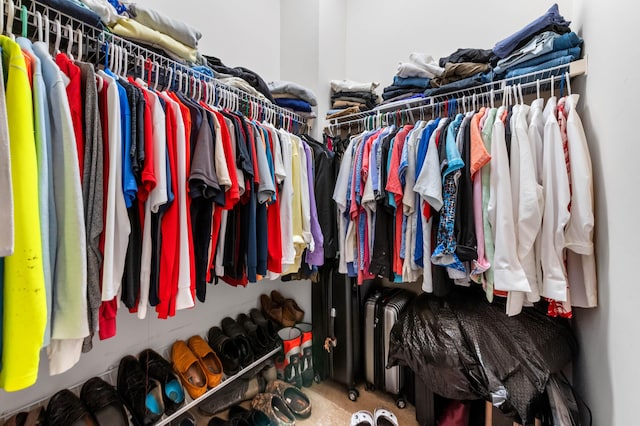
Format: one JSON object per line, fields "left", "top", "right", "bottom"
{"left": 284, "top": 135, "right": 306, "bottom": 275}
{"left": 0, "top": 36, "right": 46, "bottom": 392}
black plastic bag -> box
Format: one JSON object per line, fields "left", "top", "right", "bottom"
{"left": 387, "top": 289, "right": 577, "bottom": 423}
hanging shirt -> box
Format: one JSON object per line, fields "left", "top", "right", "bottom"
{"left": 563, "top": 94, "right": 597, "bottom": 308}
{"left": 279, "top": 130, "right": 296, "bottom": 269}
{"left": 55, "top": 53, "right": 85, "bottom": 178}
{"left": 488, "top": 106, "right": 530, "bottom": 295}
{"left": 303, "top": 141, "right": 325, "bottom": 266}
{"left": 0, "top": 37, "right": 47, "bottom": 392}
{"left": 33, "top": 42, "right": 89, "bottom": 376}
{"left": 540, "top": 96, "right": 571, "bottom": 303}
{"left": 480, "top": 108, "right": 498, "bottom": 301}
{"left": 17, "top": 39, "right": 54, "bottom": 347}
{"left": 76, "top": 61, "right": 105, "bottom": 352}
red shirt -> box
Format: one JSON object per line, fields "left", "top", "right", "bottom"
{"left": 56, "top": 53, "right": 85, "bottom": 178}
{"left": 156, "top": 96, "right": 180, "bottom": 319}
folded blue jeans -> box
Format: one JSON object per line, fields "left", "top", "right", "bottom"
{"left": 504, "top": 55, "right": 574, "bottom": 79}
{"left": 493, "top": 4, "right": 570, "bottom": 58}
{"left": 393, "top": 75, "right": 431, "bottom": 89}
{"left": 498, "top": 47, "right": 581, "bottom": 77}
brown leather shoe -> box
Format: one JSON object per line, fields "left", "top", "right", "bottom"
{"left": 171, "top": 340, "right": 208, "bottom": 399}
{"left": 187, "top": 335, "right": 223, "bottom": 388}
{"left": 266, "top": 379, "right": 312, "bottom": 418}
{"left": 271, "top": 291, "right": 304, "bottom": 324}
{"left": 261, "top": 294, "right": 282, "bottom": 323}
{"left": 250, "top": 393, "right": 296, "bottom": 426}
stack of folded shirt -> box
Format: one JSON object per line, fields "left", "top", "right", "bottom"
{"left": 80, "top": 0, "right": 201, "bottom": 63}
{"left": 207, "top": 56, "right": 275, "bottom": 102}
{"left": 382, "top": 53, "right": 443, "bottom": 104}
{"left": 492, "top": 4, "right": 580, "bottom": 78}
{"left": 327, "top": 80, "right": 379, "bottom": 119}
{"left": 269, "top": 81, "right": 318, "bottom": 119}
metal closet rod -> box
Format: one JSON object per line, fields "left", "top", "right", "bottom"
{"left": 328, "top": 57, "right": 588, "bottom": 130}
{"left": 4, "top": 0, "right": 309, "bottom": 131}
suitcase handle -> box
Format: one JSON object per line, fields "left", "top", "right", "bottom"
{"left": 324, "top": 308, "right": 337, "bottom": 352}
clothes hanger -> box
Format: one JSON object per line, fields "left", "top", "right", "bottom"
{"left": 536, "top": 79, "right": 541, "bottom": 99}
{"left": 54, "top": 19, "right": 62, "bottom": 54}
{"left": 490, "top": 88, "right": 495, "bottom": 109}
{"left": 122, "top": 47, "right": 128, "bottom": 77}
{"left": 35, "top": 11, "right": 43, "bottom": 42}
{"left": 165, "top": 67, "right": 173, "bottom": 91}
{"left": 65, "top": 24, "right": 74, "bottom": 60}
{"left": 20, "top": 5, "right": 27, "bottom": 38}
{"left": 75, "top": 29, "right": 83, "bottom": 62}
{"left": 153, "top": 61, "right": 160, "bottom": 91}
{"left": 6, "top": 0, "right": 15, "bottom": 40}
{"left": 565, "top": 71, "right": 572, "bottom": 96}
{"left": 518, "top": 83, "right": 524, "bottom": 105}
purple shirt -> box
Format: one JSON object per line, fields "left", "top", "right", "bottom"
{"left": 303, "top": 142, "right": 325, "bottom": 266}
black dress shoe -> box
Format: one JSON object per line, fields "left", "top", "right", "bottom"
{"left": 237, "top": 313, "right": 271, "bottom": 356}
{"left": 198, "top": 377, "right": 264, "bottom": 416}
{"left": 117, "top": 355, "right": 165, "bottom": 426}
{"left": 228, "top": 405, "right": 271, "bottom": 426}
{"left": 208, "top": 326, "right": 242, "bottom": 376}
{"left": 139, "top": 349, "right": 186, "bottom": 415}
{"left": 250, "top": 308, "right": 280, "bottom": 346}
{"left": 221, "top": 317, "right": 255, "bottom": 367}
{"left": 46, "top": 389, "right": 96, "bottom": 426}
{"left": 80, "top": 377, "right": 128, "bottom": 426}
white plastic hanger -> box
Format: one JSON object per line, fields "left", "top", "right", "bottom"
{"left": 0, "top": 0, "right": 4, "bottom": 36}
{"left": 536, "top": 79, "right": 541, "bottom": 99}
{"left": 66, "top": 24, "right": 74, "bottom": 59}
{"left": 165, "top": 67, "right": 173, "bottom": 91}
{"left": 43, "top": 13, "right": 49, "bottom": 47}
{"left": 6, "top": 0, "right": 15, "bottom": 40}
{"left": 54, "top": 19, "right": 62, "bottom": 54}
{"left": 564, "top": 71, "right": 572, "bottom": 96}
{"left": 550, "top": 75, "right": 555, "bottom": 98}
{"left": 122, "top": 48, "right": 128, "bottom": 77}
{"left": 490, "top": 88, "right": 495, "bottom": 109}
{"left": 36, "top": 12, "right": 43, "bottom": 42}
{"left": 153, "top": 61, "right": 160, "bottom": 91}
{"left": 75, "top": 29, "right": 83, "bottom": 62}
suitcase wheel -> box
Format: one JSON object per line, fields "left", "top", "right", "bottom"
{"left": 365, "top": 382, "right": 376, "bottom": 392}
{"left": 395, "top": 397, "right": 407, "bottom": 409}
{"left": 348, "top": 389, "right": 359, "bottom": 401}
{"left": 314, "top": 374, "right": 322, "bottom": 384}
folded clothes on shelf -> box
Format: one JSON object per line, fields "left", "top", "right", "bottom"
{"left": 275, "top": 98, "right": 312, "bottom": 113}
{"left": 126, "top": 2, "right": 202, "bottom": 49}
{"left": 109, "top": 17, "right": 198, "bottom": 63}
{"left": 269, "top": 80, "right": 318, "bottom": 106}
{"left": 40, "top": 0, "right": 103, "bottom": 28}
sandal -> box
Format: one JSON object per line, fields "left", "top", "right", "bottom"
{"left": 373, "top": 408, "right": 399, "bottom": 426}
{"left": 350, "top": 410, "right": 374, "bottom": 426}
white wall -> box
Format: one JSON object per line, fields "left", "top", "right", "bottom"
{"left": 569, "top": 0, "right": 640, "bottom": 423}
{"left": 134, "top": 0, "right": 282, "bottom": 82}
{"left": 344, "top": 0, "right": 573, "bottom": 93}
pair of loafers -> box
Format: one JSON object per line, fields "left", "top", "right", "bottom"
{"left": 44, "top": 378, "right": 128, "bottom": 426}
{"left": 207, "top": 311, "right": 280, "bottom": 377}
{"left": 261, "top": 291, "right": 304, "bottom": 328}
{"left": 250, "top": 380, "right": 312, "bottom": 425}
{"left": 118, "top": 353, "right": 181, "bottom": 426}
{"left": 172, "top": 336, "right": 224, "bottom": 400}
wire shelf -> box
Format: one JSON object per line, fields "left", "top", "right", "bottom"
{"left": 4, "top": 0, "right": 309, "bottom": 132}
{"left": 327, "top": 57, "right": 588, "bottom": 131}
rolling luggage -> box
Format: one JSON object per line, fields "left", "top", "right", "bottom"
{"left": 364, "top": 288, "right": 412, "bottom": 408}
{"left": 312, "top": 262, "right": 372, "bottom": 401}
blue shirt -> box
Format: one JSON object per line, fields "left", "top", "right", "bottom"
{"left": 414, "top": 120, "right": 439, "bottom": 267}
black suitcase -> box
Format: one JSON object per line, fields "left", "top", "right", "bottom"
{"left": 312, "top": 261, "right": 372, "bottom": 401}
{"left": 364, "top": 288, "right": 413, "bottom": 408}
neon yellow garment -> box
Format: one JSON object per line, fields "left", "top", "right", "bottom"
{"left": 0, "top": 36, "right": 46, "bottom": 392}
